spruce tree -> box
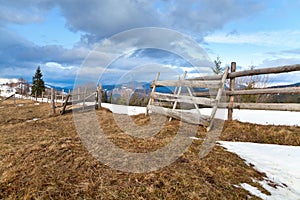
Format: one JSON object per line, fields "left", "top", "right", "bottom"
{"left": 31, "top": 66, "right": 45, "bottom": 96}
{"left": 212, "top": 56, "right": 223, "bottom": 75}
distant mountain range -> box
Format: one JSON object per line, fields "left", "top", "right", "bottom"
{"left": 2, "top": 78, "right": 300, "bottom": 93}
{"left": 268, "top": 82, "right": 300, "bottom": 88}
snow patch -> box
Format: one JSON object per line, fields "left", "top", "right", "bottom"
{"left": 240, "top": 183, "right": 268, "bottom": 199}
{"left": 26, "top": 118, "right": 40, "bottom": 122}
{"left": 189, "top": 136, "right": 203, "bottom": 140}
{"left": 219, "top": 141, "right": 300, "bottom": 199}
{"left": 101, "top": 103, "right": 146, "bottom": 116}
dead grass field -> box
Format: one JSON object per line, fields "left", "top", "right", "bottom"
{"left": 0, "top": 99, "right": 299, "bottom": 199}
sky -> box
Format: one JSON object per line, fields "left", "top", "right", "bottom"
{"left": 0, "top": 0, "right": 300, "bottom": 88}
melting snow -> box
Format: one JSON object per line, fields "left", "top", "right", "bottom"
{"left": 219, "top": 141, "right": 300, "bottom": 199}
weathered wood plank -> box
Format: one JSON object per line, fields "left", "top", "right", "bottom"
{"left": 228, "top": 64, "right": 300, "bottom": 78}
{"left": 170, "top": 72, "right": 186, "bottom": 122}
{"left": 194, "top": 87, "right": 300, "bottom": 96}
{"left": 60, "top": 94, "right": 71, "bottom": 115}
{"left": 148, "top": 105, "right": 210, "bottom": 126}
{"left": 152, "top": 101, "right": 173, "bottom": 107}
{"left": 146, "top": 72, "right": 160, "bottom": 115}
{"left": 228, "top": 62, "right": 236, "bottom": 121}
{"left": 228, "top": 87, "right": 300, "bottom": 95}
{"left": 208, "top": 66, "right": 229, "bottom": 131}
{"left": 189, "top": 74, "right": 223, "bottom": 81}
{"left": 191, "top": 64, "right": 300, "bottom": 80}
{"left": 51, "top": 88, "right": 56, "bottom": 114}
{"left": 152, "top": 92, "right": 215, "bottom": 106}
{"left": 155, "top": 80, "right": 222, "bottom": 88}
{"left": 218, "top": 102, "right": 300, "bottom": 111}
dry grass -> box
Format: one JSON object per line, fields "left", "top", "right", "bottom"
{"left": 0, "top": 99, "right": 299, "bottom": 199}
{"left": 221, "top": 120, "right": 300, "bottom": 145}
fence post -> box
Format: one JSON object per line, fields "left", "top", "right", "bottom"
{"left": 13, "top": 93, "right": 16, "bottom": 106}
{"left": 146, "top": 72, "right": 160, "bottom": 116}
{"left": 95, "top": 83, "right": 102, "bottom": 109}
{"left": 228, "top": 62, "right": 236, "bottom": 121}
{"left": 51, "top": 88, "right": 56, "bottom": 114}
{"left": 82, "top": 87, "right": 87, "bottom": 110}
{"left": 62, "top": 89, "right": 65, "bottom": 104}
{"left": 95, "top": 88, "right": 99, "bottom": 110}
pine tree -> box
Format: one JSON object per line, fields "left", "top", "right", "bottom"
{"left": 31, "top": 66, "right": 45, "bottom": 97}
{"left": 212, "top": 56, "right": 223, "bottom": 75}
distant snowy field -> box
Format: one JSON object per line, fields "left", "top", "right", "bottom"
{"left": 101, "top": 103, "right": 300, "bottom": 126}
{"left": 101, "top": 103, "right": 300, "bottom": 199}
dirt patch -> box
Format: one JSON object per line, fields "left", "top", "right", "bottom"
{"left": 0, "top": 101, "right": 299, "bottom": 199}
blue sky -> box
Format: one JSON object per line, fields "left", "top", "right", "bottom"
{"left": 0, "top": 0, "right": 300, "bottom": 87}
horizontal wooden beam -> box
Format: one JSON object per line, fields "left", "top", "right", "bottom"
{"left": 228, "top": 87, "right": 300, "bottom": 95}
{"left": 148, "top": 105, "right": 210, "bottom": 126}
{"left": 228, "top": 64, "right": 300, "bottom": 78}
{"left": 155, "top": 80, "right": 222, "bottom": 88}
{"left": 189, "top": 74, "right": 222, "bottom": 81}
{"left": 190, "top": 64, "right": 300, "bottom": 80}
{"left": 218, "top": 102, "right": 300, "bottom": 111}
{"left": 152, "top": 92, "right": 216, "bottom": 106}
{"left": 152, "top": 101, "right": 173, "bottom": 107}
{"left": 194, "top": 87, "right": 300, "bottom": 96}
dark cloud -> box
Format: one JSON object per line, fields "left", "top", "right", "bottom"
{"left": 0, "top": 0, "right": 266, "bottom": 86}
{"left": 54, "top": 0, "right": 265, "bottom": 43}
{"left": 0, "top": 1, "right": 54, "bottom": 25}
{"left": 0, "top": 0, "right": 266, "bottom": 40}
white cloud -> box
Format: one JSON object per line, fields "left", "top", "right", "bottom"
{"left": 45, "top": 62, "right": 75, "bottom": 70}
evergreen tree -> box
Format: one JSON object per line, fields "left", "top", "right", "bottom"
{"left": 31, "top": 66, "right": 45, "bottom": 96}
{"left": 212, "top": 56, "right": 223, "bottom": 75}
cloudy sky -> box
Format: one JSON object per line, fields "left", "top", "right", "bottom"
{"left": 1, "top": 0, "right": 300, "bottom": 87}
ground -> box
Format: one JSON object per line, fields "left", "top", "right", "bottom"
{"left": 0, "top": 99, "right": 299, "bottom": 199}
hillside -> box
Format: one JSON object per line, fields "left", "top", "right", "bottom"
{"left": 0, "top": 99, "right": 299, "bottom": 199}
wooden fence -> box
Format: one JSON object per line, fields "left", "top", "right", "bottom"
{"left": 147, "top": 68, "right": 229, "bottom": 131}
{"left": 58, "top": 85, "right": 102, "bottom": 114}
{"left": 191, "top": 63, "right": 300, "bottom": 121}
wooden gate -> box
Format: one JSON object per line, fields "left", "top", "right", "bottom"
{"left": 146, "top": 67, "right": 229, "bottom": 131}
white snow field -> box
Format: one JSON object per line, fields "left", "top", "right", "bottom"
{"left": 101, "top": 103, "right": 300, "bottom": 199}
{"left": 219, "top": 142, "right": 300, "bottom": 200}
{"left": 101, "top": 103, "right": 300, "bottom": 126}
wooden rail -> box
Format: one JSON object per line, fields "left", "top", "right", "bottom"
{"left": 148, "top": 68, "right": 229, "bottom": 131}
{"left": 228, "top": 64, "right": 300, "bottom": 78}
{"left": 193, "top": 87, "right": 300, "bottom": 96}
{"left": 148, "top": 105, "right": 210, "bottom": 126}
{"left": 218, "top": 102, "right": 300, "bottom": 111}
{"left": 151, "top": 92, "right": 216, "bottom": 106}
{"left": 192, "top": 63, "right": 300, "bottom": 120}
{"left": 191, "top": 64, "right": 300, "bottom": 80}
{"left": 155, "top": 80, "right": 222, "bottom": 88}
